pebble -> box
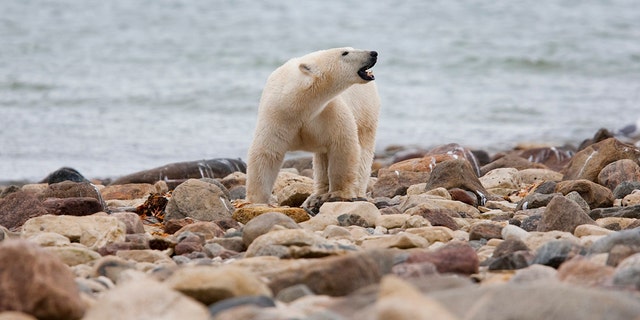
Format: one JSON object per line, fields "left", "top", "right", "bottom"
{"left": 1, "top": 135, "right": 640, "bottom": 319}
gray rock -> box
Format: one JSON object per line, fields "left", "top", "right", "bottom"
{"left": 537, "top": 195, "right": 596, "bottom": 233}
{"left": 590, "top": 229, "right": 640, "bottom": 254}
{"left": 165, "top": 179, "right": 234, "bottom": 222}
{"left": 532, "top": 240, "right": 586, "bottom": 268}
{"left": 241, "top": 211, "right": 300, "bottom": 247}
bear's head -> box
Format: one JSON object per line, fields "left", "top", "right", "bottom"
{"left": 298, "top": 47, "right": 378, "bottom": 89}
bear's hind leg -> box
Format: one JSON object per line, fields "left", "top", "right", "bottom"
{"left": 246, "top": 148, "right": 285, "bottom": 204}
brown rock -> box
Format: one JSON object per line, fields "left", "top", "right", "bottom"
{"left": 557, "top": 256, "right": 615, "bottom": 287}
{"left": 410, "top": 207, "right": 459, "bottom": 230}
{"left": 100, "top": 183, "right": 157, "bottom": 200}
{"left": 174, "top": 221, "right": 225, "bottom": 240}
{"left": 242, "top": 211, "right": 301, "bottom": 247}
{"left": 0, "top": 239, "right": 86, "bottom": 319}
{"left": 480, "top": 154, "right": 548, "bottom": 176}
{"left": 424, "top": 159, "right": 492, "bottom": 205}
{"left": 449, "top": 188, "right": 478, "bottom": 206}
{"left": 0, "top": 191, "right": 48, "bottom": 229}
{"left": 232, "top": 206, "right": 309, "bottom": 224}
{"left": 538, "top": 195, "right": 596, "bottom": 233}
{"left": 164, "top": 217, "right": 196, "bottom": 234}
{"left": 556, "top": 179, "right": 614, "bottom": 208}
{"left": 597, "top": 159, "right": 640, "bottom": 191}
{"left": 426, "top": 143, "right": 482, "bottom": 176}
{"left": 372, "top": 169, "right": 431, "bottom": 198}
{"left": 110, "top": 212, "right": 145, "bottom": 234}
{"left": 562, "top": 138, "right": 640, "bottom": 182}
{"left": 40, "top": 181, "right": 102, "bottom": 202}
{"left": 388, "top": 154, "right": 456, "bottom": 172}
{"left": 406, "top": 241, "right": 479, "bottom": 275}
{"left": 42, "top": 197, "right": 103, "bottom": 216}
{"left": 515, "top": 146, "right": 574, "bottom": 172}
{"left": 469, "top": 223, "right": 503, "bottom": 241}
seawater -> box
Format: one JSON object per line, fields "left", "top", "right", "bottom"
{"left": 1, "top": 0, "right": 639, "bottom": 182}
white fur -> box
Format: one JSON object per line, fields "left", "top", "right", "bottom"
{"left": 246, "top": 47, "right": 380, "bottom": 204}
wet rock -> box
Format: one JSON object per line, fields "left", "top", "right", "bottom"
{"left": 424, "top": 159, "right": 491, "bottom": 206}
{"left": 613, "top": 181, "right": 640, "bottom": 199}
{"left": 83, "top": 278, "right": 210, "bottom": 320}
{"left": 597, "top": 159, "right": 640, "bottom": 191}
{"left": 372, "top": 169, "right": 431, "bottom": 198}
{"left": 531, "top": 240, "right": 586, "bottom": 268}
{"left": 164, "top": 179, "right": 234, "bottom": 222}
{"left": 469, "top": 222, "right": 503, "bottom": 241}
{"left": 165, "top": 265, "right": 272, "bottom": 305}
{"left": 0, "top": 191, "right": 48, "bottom": 229}
{"left": 538, "top": 195, "right": 596, "bottom": 233}
{"left": 40, "top": 167, "right": 88, "bottom": 184}
{"left": 406, "top": 241, "right": 479, "bottom": 275}
{"left": 109, "top": 158, "right": 246, "bottom": 186}
{"left": 100, "top": 183, "right": 158, "bottom": 200}
{"left": 242, "top": 211, "right": 301, "bottom": 247}
{"left": 555, "top": 179, "right": 614, "bottom": 208}
{"left": 556, "top": 256, "right": 614, "bottom": 287}
{"left": 42, "top": 197, "right": 103, "bottom": 216}
{"left": 233, "top": 206, "right": 309, "bottom": 224}
{"left": 273, "top": 171, "right": 314, "bottom": 207}
{"left": 0, "top": 239, "right": 86, "bottom": 319}
{"left": 21, "top": 215, "right": 126, "bottom": 250}
{"left": 266, "top": 249, "right": 395, "bottom": 296}
{"left": 589, "top": 204, "right": 640, "bottom": 219}
{"left": 562, "top": 138, "right": 640, "bottom": 182}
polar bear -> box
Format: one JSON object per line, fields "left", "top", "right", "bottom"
{"left": 246, "top": 47, "right": 380, "bottom": 206}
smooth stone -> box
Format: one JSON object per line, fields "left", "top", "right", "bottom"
{"left": 301, "top": 201, "right": 380, "bottom": 232}
{"left": 233, "top": 206, "right": 310, "bottom": 224}
{"left": 469, "top": 222, "right": 503, "bottom": 241}
{"left": 100, "top": 183, "right": 157, "bottom": 200}
{"left": 501, "top": 224, "right": 530, "bottom": 241}
{"left": 479, "top": 168, "right": 519, "bottom": 190}
{"left": 321, "top": 225, "right": 353, "bottom": 240}
{"left": 164, "top": 265, "right": 272, "bottom": 305}
{"left": 595, "top": 217, "right": 637, "bottom": 229}
{"left": 173, "top": 221, "right": 225, "bottom": 240}
{"left": 208, "top": 295, "right": 276, "bottom": 317}
{"left": 40, "top": 181, "right": 102, "bottom": 203}
{"left": 487, "top": 250, "right": 533, "bottom": 271}
{"left": 242, "top": 211, "right": 301, "bottom": 247}
{"left": 597, "top": 159, "right": 640, "bottom": 191}
{"left": 115, "top": 249, "right": 175, "bottom": 266}
{"left": 537, "top": 195, "right": 596, "bottom": 233}
{"left": 275, "top": 284, "right": 314, "bottom": 303}
{"left": 613, "top": 181, "right": 640, "bottom": 199}
{"left": 480, "top": 154, "right": 547, "bottom": 176}
{"left": 556, "top": 256, "right": 615, "bottom": 287}
{"left": 423, "top": 159, "right": 491, "bottom": 206}
{"left": 41, "top": 197, "right": 104, "bottom": 216}
{"left": 375, "top": 275, "right": 458, "bottom": 320}
{"left": 612, "top": 253, "right": 640, "bottom": 289}
{"left": 45, "top": 245, "right": 102, "bottom": 266}
{"left": 21, "top": 214, "right": 126, "bottom": 250}
{"left": 0, "top": 239, "right": 86, "bottom": 319}
{"left": 360, "top": 232, "right": 430, "bottom": 249}
{"left": 531, "top": 240, "right": 587, "bottom": 268}
{"left": 164, "top": 179, "right": 234, "bottom": 222}
{"left": 515, "top": 168, "right": 563, "bottom": 186}
{"left": 375, "top": 214, "right": 409, "bottom": 229}
{"left": 109, "top": 158, "right": 246, "bottom": 185}
{"left": 0, "top": 312, "right": 37, "bottom": 320}
{"left": 92, "top": 255, "right": 135, "bottom": 284}
{"left": 245, "top": 228, "right": 350, "bottom": 258}
{"left": 590, "top": 228, "right": 640, "bottom": 254}
{"left": 574, "top": 224, "right": 614, "bottom": 237}
{"left": 562, "top": 138, "right": 640, "bottom": 182}
{"left": 405, "top": 241, "right": 479, "bottom": 275}
{"left": 622, "top": 190, "right": 640, "bottom": 206}
{"left": 589, "top": 204, "right": 640, "bottom": 219}
{"left": 0, "top": 191, "right": 48, "bottom": 229}
{"left": 110, "top": 211, "right": 145, "bottom": 234}
{"left": 372, "top": 169, "right": 431, "bottom": 198}
{"left": 82, "top": 278, "right": 210, "bottom": 320}
{"left": 405, "top": 226, "right": 454, "bottom": 244}
{"left": 404, "top": 205, "right": 462, "bottom": 230}
{"left": 272, "top": 171, "right": 314, "bottom": 207}
{"left": 555, "top": 179, "right": 614, "bottom": 209}
{"left": 564, "top": 191, "right": 591, "bottom": 213}
{"left": 27, "top": 232, "right": 71, "bottom": 247}
{"left": 510, "top": 264, "right": 558, "bottom": 283}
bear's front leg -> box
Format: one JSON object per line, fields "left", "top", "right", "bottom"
{"left": 246, "top": 147, "right": 285, "bottom": 204}
{"left": 326, "top": 137, "right": 360, "bottom": 200}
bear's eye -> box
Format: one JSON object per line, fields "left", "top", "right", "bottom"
{"left": 341, "top": 51, "right": 349, "bottom": 56}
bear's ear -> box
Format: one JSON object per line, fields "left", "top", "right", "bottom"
{"left": 299, "top": 63, "right": 317, "bottom": 77}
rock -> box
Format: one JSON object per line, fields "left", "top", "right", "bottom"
{"left": 556, "top": 256, "right": 615, "bottom": 287}
{"left": 0, "top": 191, "right": 48, "bottom": 229}
{"left": 501, "top": 224, "right": 530, "bottom": 242}
{"left": 562, "top": 138, "right": 640, "bottom": 182}
{"left": 82, "top": 278, "right": 210, "bottom": 320}
{"left": 537, "top": 195, "right": 596, "bottom": 233}
{"left": 233, "top": 205, "right": 309, "bottom": 224}
{"left": 375, "top": 275, "right": 458, "bottom": 320}
{"left": 510, "top": 264, "right": 558, "bottom": 283}
{"left": 372, "top": 169, "right": 431, "bottom": 198}
{"left": 174, "top": 232, "right": 205, "bottom": 255}
{"left": 301, "top": 201, "right": 380, "bottom": 232}
{"left": 516, "top": 192, "right": 557, "bottom": 210}
{"left": 405, "top": 226, "right": 454, "bottom": 244}
{"left": 42, "top": 197, "right": 103, "bottom": 216}
{"left": 405, "top": 206, "right": 460, "bottom": 231}
{"left": 449, "top": 188, "right": 479, "bottom": 206}
{"left": 517, "top": 146, "right": 575, "bottom": 171}
{"left": 0, "top": 239, "right": 86, "bottom": 319}
{"left": 164, "top": 179, "right": 234, "bottom": 222}
{"left": 480, "top": 154, "right": 548, "bottom": 176}
{"left": 515, "top": 168, "right": 563, "bottom": 186}
{"left": 208, "top": 295, "right": 276, "bottom": 317}
{"left": 245, "top": 228, "right": 352, "bottom": 258}
{"left": 21, "top": 214, "right": 126, "bottom": 250}
{"left": 40, "top": 167, "right": 88, "bottom": 184}
{"left": 265, "top": 249, "right": 395, "bottom": 296}
{"left": 520, "top": 213, "right": 542, "bottom": 231}
{"left": 406, "top": 241, "right": 479, "bottom": 275}
{"left": 109, "top": 158, "right": 246, "bottom": 186}
{"left": 564, "top": 191, "right": 591, "bottom": 213}
{"left": 589, "top": 204, "right": 640, "bottom": 219}
{"left": 622, "top": 190, "right": 640, "bottom": 206}
{"left": 164, "top": 265, "right": 272, "bottom": 305}
{"left": 115, "top": 249, "right": 175, "bottom": 266}
{"left": 375, "top": 214, "right": 408, "bottom": 229}
{"left": 92, "top": 255, "right": 135, "bottom": 284}
{"left": 110, "top": 212, "right": 145, "bottom": 234}
{"left": 531, "top": 240, "right": 586, "bottom": 268}
{"left": 431, "top": 281, "right": 640, "bottom": 320}
{"left": 424, "top": 159, "right": 491, "bottom": 206}
{"left": 613, "top": 181, "right": 640, "bottom": 199}
{"left": 574, "top": 224, "right": 613, "bottom": 237}
{"left": 272, "top": 171, "right": 314, "bottom": 207}
{"left": 0, "top": 312, "right": 37, "bottom": 320}
{"left": 469, "top": 222, "right": 503, "bottom": 241}
{"left": 487, "top": 250, "right": 532, "bottom": 271}
{"left": 590, "top": 229, "right": 640, "bottom": 254}
{"left": 555, "top": 179, "right": 614, "bottom": 209}
{"left": 275, "top": 284, "right": 314, "bottom": 303}
{"left": 40, "top": 181, "right": 102, "bottom": 202}
{"left": 612, "top": 253, "right": 640, "bottom": 289}
{"left": 100, "top": 183, "right": 157, "bottom": 200}
{"left": 597, "top": 159, "right": 640, "bottom": 191}
{"left": 242, "top": 212, "right": 301, "bottom": 246}
{"left": 45, "top": 245, "right": 102, "bottom": 266}
{"left": 163, "top": 217, "right": 196, "bottom": 234}
{"left": 173, "top": 221, "right": 225, "bottom": 240}
{"left": 360, "top": 232, "right": 430, "bottom": 249}
{"left": 480, "top": 168, "right": 519, "bottom": 190}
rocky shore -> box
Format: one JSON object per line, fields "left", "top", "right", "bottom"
{"left": 2, "top": 130, "right": 640, "bottom": 320}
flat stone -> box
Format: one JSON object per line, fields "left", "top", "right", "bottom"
{"left": 556, "top": 179, "right": 614, "bottom": 209}
{"left": 406, "top": 241, "right": 479, "bottom": 275}
{"left": 563, "top": 138, "right": 640, "bottom": 182}
{"left": 233, "top": 206, "right": 309, "bottom": 224}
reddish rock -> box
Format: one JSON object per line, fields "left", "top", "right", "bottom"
{"left": 388, "top": 154, "right": 456, "bottom": 173}
{"left": 538, "top": 195, "right": 596, "bottom": 233}
{"left": 0, "top": 239, "right": 86, "bottom": 319}
{"left": 411, "top": 207, "right": 460, "bottom": 231}
{"left": 469, "top": 223, "right": 503, "bottom": 241}
{"left": 173, "top": 221, "right": 225, "bottom": 241}
{"left": 0, "top": 191, "right": 48, "bottom": 229}
{"left": 174, "top": 233, "right": 205, "bottom": 256}
{"left": 557, "top": 256, "right": 615, "bottom": 287}
{"left": 597, "top": 159, "right": 640, "bottom": 191}
{"left": 111, "top": 212, "right": 145, "bottom": 234}
{"left": 449, "top": 188, "right": 478, "bottom": 206}
{"left": 406, "top": 241, "right": 479, "bottom": 275}
{"left": 42, "top": 197, "right": 104, "bottom": 216}
{"left": 164, "top": 217, "right": 196, "bottom": 234}
{"left": 556, "top": 179, "right": 614, "bottom": 209}
{"left": 426, "top": 143, "right": 482, "bottom": 176}
{"left": 100, "top": 183, "right": 157, "bottom": 200}
{"left": 562, "top": 138, "right": 640, "bottom": 182}
{"left": 424, "top": 159, "right": 492, "bottom": 205}
{"left": 372, "top": 169, "right": 431, "bottom": 198}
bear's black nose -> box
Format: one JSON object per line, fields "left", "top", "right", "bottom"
{"left": 370, "top": 51, "right": 378, "bottom": 57}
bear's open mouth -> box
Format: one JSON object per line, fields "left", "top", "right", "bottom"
{"left": 358, "top": 59, "right": 376, "bottom": 81}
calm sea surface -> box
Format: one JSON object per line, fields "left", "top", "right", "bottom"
{"left": 1, "top": 0, "right": 639, "bottom": 182}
